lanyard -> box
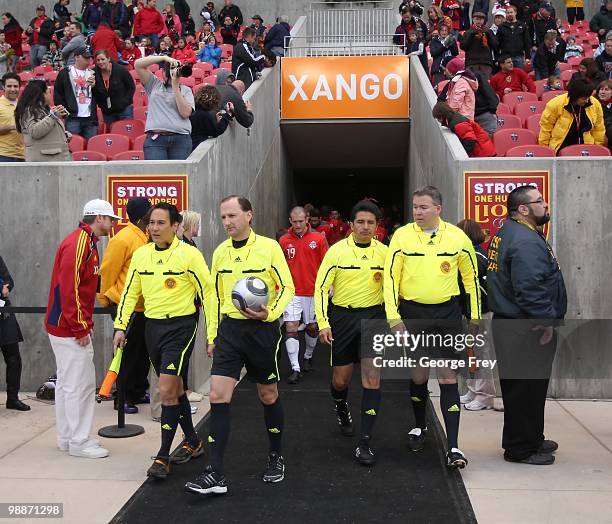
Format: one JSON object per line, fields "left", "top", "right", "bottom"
{"left": 570, "top": 104, "right": 582, "bottom": 142}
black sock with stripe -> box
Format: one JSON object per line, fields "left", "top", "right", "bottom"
{"left": 439, "top": 383, "right": 461, "bottom": 449}
{"left": 360, "top": 387, "right": 381, "bottom": 442}
{"left": 209, "top": 402, "right": 230, "bottom": 474}
{"left": 410, "top": 380, "right": 428, "bottom": 430}
{"left": 178, "top": 393, "right": 198, "bottom": 446}
{"left": 263, "top": 398, "right": 284, "bottom": 454}
{"left": 331, "top": 383, "right": 349, "bottom": 411}
{"left": 157, "top": 403, "right": 181, "bottom": 460}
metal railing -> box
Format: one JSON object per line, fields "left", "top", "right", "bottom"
{"left": 309, "top": 1, "right": 396, "bottom": 39}
{"left": 286, "top": 33, "right": 404, "bottom": 57}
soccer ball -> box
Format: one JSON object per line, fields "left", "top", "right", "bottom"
{"left": 231, "top": 277, "right": 269, "bottom": 311}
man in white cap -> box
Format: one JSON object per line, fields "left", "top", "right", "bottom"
{"left": 45, "top": 199, "right": 120, "bottom": 459}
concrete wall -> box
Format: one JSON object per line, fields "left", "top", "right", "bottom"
{"left": 0, "top": 63, "right": 286, "bottom": 392}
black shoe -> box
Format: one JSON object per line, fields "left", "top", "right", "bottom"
{"left": 185, "top": 466, "right": 228, "bottom": 495}
{"left": 355, "top": 438, "right": 376, "bottom": 466}
{"left": 407, "top": 427, "right": 426, "bottom": 451}
{"left": 504, "top": 452, "right": 555, "bottom": 465}
{"left": 147, "top": 457, "right": 170, "bottom": 479}
{"left": 286, "top": 370, "right": 301, "bottom": 384}
{"left": 335, "top": 402, "right": 354, "bottom": 436}
{"left": 6, "top": 399, "right": 31, "bottom": 411}
{"left": 447, "top": 448, "right": 468, "bottom": 469}
{"left": 170, "top": 439, "right": 205, "bottom": 465}
{"left": 262, "top": 452, "right": 285, "bottom": 483}
{"left": 302, "top": 358, "right": 312, "bottom": 372}
{"left": 538, "top": 440, "right": 558, "bottom": 454}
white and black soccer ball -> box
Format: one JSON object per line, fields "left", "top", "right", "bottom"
{"left": 231, "top": 277, "right": 269, "bottom": 311}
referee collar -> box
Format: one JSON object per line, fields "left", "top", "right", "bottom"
{"left": 412, "top": 218, "right": 446, "bottom": 234}
{"left": 226, "top": 228, "right": 257, "bottom": 247}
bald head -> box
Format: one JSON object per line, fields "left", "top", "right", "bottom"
{"left": 232, "top": 80, "right": 246, "bottom": 95}
{"left": 289, "top": 206, "right": 308, "bottom": 235}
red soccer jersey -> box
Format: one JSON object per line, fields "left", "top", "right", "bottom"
{"left": 313, "top": 222, "right": 332, "bottom": 244}
{"left": 327, "top": 219, "right": 350, "bottom": 245}
{"left": 278, "top": 226, "right": 328, "bottom": 295}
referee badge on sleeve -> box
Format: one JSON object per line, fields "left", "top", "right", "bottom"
{"left": 165, "top": 278, "right": 177, "bottom": 289}
{"left": 440, "top": 261, "right": 451, "bottom": 274}
{"left": 373, "top": 272, "right": 382, "bottom": 282}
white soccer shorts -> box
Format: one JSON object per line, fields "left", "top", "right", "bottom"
{"left": 283, "top": 295, "right": 316, "bottom": 324}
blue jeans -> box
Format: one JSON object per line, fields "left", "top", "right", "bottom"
{"left": 0, "top": 155, "right": 24, "bottom": 162}
{"left": 535, "top": 67, "right": 560, "bottom": 80}
{"left": 143, "top": 133, "right": 192, "bottom": 160}
{"left": 139, "top": 33, "right": 159, "bottom": 48}
{"left": 30, "top": 44, "right": 47, "bottom": 68}
{"left": 65, "top": 117, "right": 98, "bottom": 141}
{"left": 102, "top": 105, "right": 134, "bottom": 126}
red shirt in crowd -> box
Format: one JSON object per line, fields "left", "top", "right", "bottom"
{"left": 327, "top": 218, "right": 350, "bottom": 245}
{"left": 278, "top": 226, "right": 328, "bottom": 296}
{"left": 45, "top": 223, "right": 100, "bottom": 339}
{"left": 133, "top": 5, "right": 164, "bottom": 37}
{"left": 172, "top": 46, "right": 197, "bottom": 64}
{"left": 489, "top": 68, "right": 536, "bottom": 100}
{"left": 91, "top": 24, "right": 124, "bottom": 61}
{"left": 122, "top": 46, "right": 142, "bottom": 67}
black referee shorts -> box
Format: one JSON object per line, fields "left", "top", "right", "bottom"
{"left": 144, "top": 314, "right": 198, "bottom": 377}
{"left": 211, "top": 317, "right": 282, "bottom": 384}
{"left": 399, "top": 298, "right": 465, "bottom": 360}
{"left": 329, "top": 304, "right": 386, "bottom": 367}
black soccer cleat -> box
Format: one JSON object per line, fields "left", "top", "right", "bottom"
{"left": 407, "top": 427, "right": 427, "bottom": 452}
{"left": 147, "top": 457, "right": 170, "bottom": 479}
{"left": 170, "top": 439, "right": 205, "bottom": 465}
{"left": 286, "top": 370, "right": 301, "bottom": 384}
{"left": 335, "top": 402, "right": 354, "bottom": 437}
{"left": 302, "top": 358, "right": 313, "bottom": 372}
{"left": 262, "top": 452, "right": 285, "bottom": 483}
{"left": 185, "top": 466, "right": 228, "bottom": 495}
{"left": 447, "top": 448, "right": 468, "bottom": 469}
{"left": 355, "top": 437, "right": 376, "bottom": 466}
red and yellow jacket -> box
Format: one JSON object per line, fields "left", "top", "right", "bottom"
{"left": 45, "top": 223, "right": 100, "bottom": 339}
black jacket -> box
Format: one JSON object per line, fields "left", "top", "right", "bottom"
{"left": 173, "top": 0, "right": 190, "bottom": 24}
{"left": 189, "top": 106, "right": 230, "bottom": 150}
{"left": 460, "top": 28, "right": 498, "bottom": 67}
{"left": 472, "top": 69, "right": 498, "bottom": 116}
{"left": 53, "top": 2, "right": 71, "bottom": 24}
{"left": 232, "top": 39, "right": 265, "bottom": 89}
{"left": 28, "top": 17, "right": 55, "bottom": 47}
{"left": 218, "top": 4, "right": 243, "bottom": 26}
{"left": 487, "top": 219, "right": 567, "bottom": 321}
{"left": 533, "top": 41, "right": 563, "bottom": 77}
{"left": 0, "top": 256, "right": 23, "bottom": 345}
{"left": 430, "top": 35, "right": 459, "bottom": 74}
{"left": 101, "top": 2, "right": 129, "bottom": 36}
{"left": 54, "top": 67, "right": 98, "bottom": 122}
{"left": 92, "top": 61, "right": 136, "bottom": 115}
{"left": 496, "top": 20, "right": 531, "bottom": 58}
{"left": 264, "top": 22, "right": 291, "bottom": 50}
{"left": 528, "top": 14, "right": 556, "bottom": 47}
{"left": 216, "top": 84, "right": 254, "bottom": 128}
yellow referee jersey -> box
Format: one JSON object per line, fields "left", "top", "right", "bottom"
{"left": 114, "top": 236, "right": 213, "bottom": 330}
{"left": 315, "top": 235, "right": 388, "bottom": 330}
{"left": 384, "top": 219, "right": 480, "bottom": 322}
{"left": 208, "top": 229, "right": 294, "bottom": 343}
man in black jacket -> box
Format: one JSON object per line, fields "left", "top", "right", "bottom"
{"left": 460, "top": 11, "right": 497, "bottom": 79}
{"left": 218, "top": 0, "right": 243, "bottom": 27}
{"left": 468, "top": 67, "right": 499, "bottom": 135}
{"left": 496, "top": 5, "right": 532, "bottom": 69}
{"left": 264, "top": 15, "right": 291, "bottom": 57}
{"left": 27, "top": 6, "right": 56, "bottom": 68}
{"left": 232, "top": 27, "right": 265, "bottom": 90}
{"left": 101, "top": 0, "right": 130, "bottom": 38}
{"left": 215, "top": 70, "right": 254, "bottom": 128}
{"left": 92, "top": 49, "right": 136, "bottom": 126}
{"left": 54, "top": 49, "right": 98, "bottom": 140}
{"left": 487, "top": 185, "right": 567, "bottom": 466}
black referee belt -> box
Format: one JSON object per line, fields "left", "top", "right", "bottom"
{"left": 399, "top": 297, "right": 458, "bottom": 308}
{"left": 331, "top": 303, "right": 383, "bottom": 311}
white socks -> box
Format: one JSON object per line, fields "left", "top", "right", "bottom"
{"left": 286, "top": 337, "right": 300, "bottom": 371}
{"left": 304, "top": 333, "right": 317, "bottom": 360}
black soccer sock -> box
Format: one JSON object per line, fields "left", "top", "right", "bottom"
{"left": 331, "top": 383, "right": 349, "bottom": 410}
{"left": 178, "top": 393, "right": 198, "bottom": 446}
{"left": 410, "top": 380, "right": 429, "bottom": 430}
{"left": 360, "top": 387, "right": 381, "bottom": 442}
{"left": 439, "top": 383, "right": 461, "bottom": 450}
{"left": 263, "top": 398, "right": 284, "bottom": 454}
{"left": 209, "top": 402, "right": 230, "bottom": 474}
{"left": 157, "top": 403, "right": 181, "bottom": 460}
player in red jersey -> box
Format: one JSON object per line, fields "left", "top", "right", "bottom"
{"left": 308, "top": 208, "right": 332, "bottom": 244}
{"left": 278, "top": 207, "right": 328, "bottom": 383}
{"left": 328, "top": 209, "right": 350, "bottom": 245}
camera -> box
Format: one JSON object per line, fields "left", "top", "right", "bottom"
{"left": 171, "top": 63, "right": 193, "bottom": 78}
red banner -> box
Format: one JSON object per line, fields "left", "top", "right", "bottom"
{"left": 463, "top": 171, "right": 550, "bottom": 239}
{"left": 107, "top": 175, "right": 188, "bottom": 235}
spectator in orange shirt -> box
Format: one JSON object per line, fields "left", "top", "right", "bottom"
{"left": 172, "top": 36, "right": 197, "bottom": 63}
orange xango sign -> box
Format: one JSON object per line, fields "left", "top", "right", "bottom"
{"left": 464, "top": 171, "right": 551, "bottom": 238}
{"left": 281, "top": 56, "right": 410, "bottom": 119}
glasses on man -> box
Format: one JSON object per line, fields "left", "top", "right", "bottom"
{"left": 522, "top": 198, "right": 545, "bottom": 205}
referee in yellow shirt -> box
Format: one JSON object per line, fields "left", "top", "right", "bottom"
{"left": 315, "top": 200, "right": 388, "bottom": 466}
{"left": 384, "top": 186, "right": 480, "bottom": 469}
{"left": 185, "top": 195, "right": 294, "bottom": 496}
{"left": 113, "top": 203, "right": 213, "bottom": 480}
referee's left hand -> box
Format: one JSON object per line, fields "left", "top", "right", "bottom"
{"left": 240, "top": 304, "right": 269, "bottom": 320}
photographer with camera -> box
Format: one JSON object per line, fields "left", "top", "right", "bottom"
{"left": 135, "top": 54, "right": 195, "bottom": 160}
{"left": 190, "top": 84, "right": 231, "bottom": 150}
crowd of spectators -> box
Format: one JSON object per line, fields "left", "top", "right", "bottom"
{"left": 393, "top": 0, "right": 612, "bottom": 156}
{"left": 0, "top": 1, "right": 287, "bottom": 162}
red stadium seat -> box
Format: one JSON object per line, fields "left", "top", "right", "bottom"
{"left": 133, "top": 91, "right": 148, "bottom": 107}
{"left": 199, "top": 75, "right": 218, "bottom": 85}
{"left": 33, "top": 65, "right": 53, "bottom": 75}
{"left": 112, "top": 150, "right": 145, "bottom": 161}
{"left": 514, "top": 101, "right": 547, "bottom": 125}
{"left": 505, "top": 145, "right": 555, "bottom": 157}
{"left": 541, "top": 90, "right": 567, "bottom": 104}
{"left": 493, "top": 128, "right": 537, "bottom": 156}
{"left": 109, "top": 119, "right": 146, "bottom": 145}
{"left": 43, "top": 70, "right": 59, "bottom": 84}
{"left": 496, "top": 114, "right": 522, "bottom": 129}
{"left": 558, "top": 62, "right": 573, "bottom": 72}
{"left": 73, "top": 150, "right": 107, "bottom": 161}
{"left": 133, "top": 106, "right": 149, "bottom": 121}
{"left": 211, "top": 68, "right": 224, "bottom": 76}
{"left": 179, "top": 76, "right": 196, "bottom": 88}
{"left": 87, "top": 134, "right": 130, "bottom": 158}
{"left": 220, "top": 44, "right": 233, "bottom": 59}
{"left": 220, "top": 62, "right": 232, "bottom": 71}
{"left": 534, "top": 79, "right": 547, "bottom": 98}
{"left": 558, "top": 144, "right": 611, "bottom": 156}
{"left": 129, "top": 69, "right": 141, "bottom": 84}
{"left": 193, "top": 62, "right": 214, "bottom": 76}
{"left": 68, "top": 134, "right": 86, "bottom": 153}
{"left": 526, "top": 114, "right": 542, "bottom": 136}
{"left": 567, "top": 56, "right": 582, "bottom": 68}
{"left": 19, "top": 71, "right": 35, "bottom": 83}
{"left": 496, "top": 102, "right": 511, "bottom": 114}
{"left": 133, "top": 134, "right": 147, "bottom": 151}
{"left": 560, "top": 69, "right": 575, "bottom": 86}
{"left": 192, "top": 68, "right": 206, "bottom": 82}
{"left": 502, "top": 91, "right": 539, "bottom": 112}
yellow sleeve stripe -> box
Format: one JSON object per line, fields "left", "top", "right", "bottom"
{"left": 74, "top": 231, "right": 89, "bottom": 330}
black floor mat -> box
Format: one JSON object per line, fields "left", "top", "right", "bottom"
{"left": 112, "top": 342, "right": 476, "bottom": 524}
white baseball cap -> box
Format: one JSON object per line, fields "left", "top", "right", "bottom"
{"left": 83, "top": 199, "right": 121, "bottom": 219}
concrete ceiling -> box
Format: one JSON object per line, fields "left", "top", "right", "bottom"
{"left": 281, "top": 121, "right": 410, "bottom": 169}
